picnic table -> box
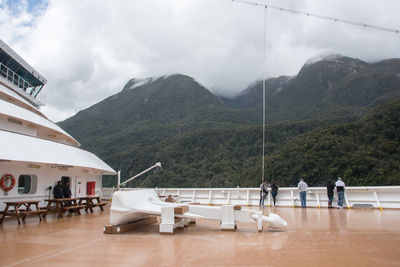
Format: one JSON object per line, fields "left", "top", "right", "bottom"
{"left": 78, "top": 196, "right": 107, "bottom": 213}
{"left": 43, "top": 198, "right": 86, "bottom": 218}
{"left": 0, "top": 200, "right": 46, "bottom": 224}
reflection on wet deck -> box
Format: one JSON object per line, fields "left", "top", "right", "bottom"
{"left": 1, "top": 206, "right": 399, "bottom": 266}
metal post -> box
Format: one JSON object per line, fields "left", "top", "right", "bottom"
{"left": 373, "top": 191, "right": 383, "bottom": 210}
{"left": 268, "top": 189, "right": 271, "bottom": 207}
{"left": 117, "top": 170, "right": 121, "bottom": 191}
{"left": 291, "top": 190, "right": 295, "bottom": 208}
{"left": 192, "top": 190, "right": 196, "bottom": 203}
{"left": 316, "top": 191, "right": 320, "bottom": 208}
{"left": 261, "top": 6, "right": 267, "bottom": 183}
{"left": 344, "top": 191, "right": 351, "bottom": 209}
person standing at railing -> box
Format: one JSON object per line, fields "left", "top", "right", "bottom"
{"left": 326, "top": 180, "right": 335, "bottom": 208}
{"left": 259, "top": 181, "right": 268, "bottom": 208}
{"left": 335, "top": 177, "right": 346, "bottom": 209}
{"left": 298, "top": 178, "right": 308, "bottom": 208}
{"left": 271, "top": 182, "right": 278, "bottom": 207}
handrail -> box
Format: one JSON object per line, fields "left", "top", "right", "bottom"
{"left": 0, "top": 62, "right": 44, "bottom": 105}
{"left": 0, "top": 63, "right": 34, "bottom": 93}
{"left": 102, "top": 186, "right": 400, "bottom": 209}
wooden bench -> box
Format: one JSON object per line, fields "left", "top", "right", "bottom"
{"left": 0, "top": 201, "right": 44, "bottom": 224}
{"left": 19, "top": 210, "right": 48, "bottom": 222}
{"left": 78, "top": 196, "right": 107, "bottom": 212}
{"left": 19, "top": 210, "right": 47, "bottom": 215}
{"left": 44, "top": 198, "right": 83, "bottom": 218}
{"left": 91, "top": 202, "right": 107, "bottom": 210}
{"left": 62, "top": 205, "right": 86, "bottom": 215}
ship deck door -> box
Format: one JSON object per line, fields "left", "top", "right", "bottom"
{"left": 75, "top": 178, "right": 84, "bottom": 197}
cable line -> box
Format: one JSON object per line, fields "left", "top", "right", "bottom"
{"left": 232, "top": 0, "right": 399, "bottom": 35}
{"left": 261, "top": 6, "right": 266, "bottom": 183}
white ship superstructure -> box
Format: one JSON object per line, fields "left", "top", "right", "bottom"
{"left": 0, "top": 39, "right": 115, "bottom": 209}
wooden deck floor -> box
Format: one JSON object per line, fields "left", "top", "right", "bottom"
{"left": 0, "top": 205, "right": 399, "bottom": 267}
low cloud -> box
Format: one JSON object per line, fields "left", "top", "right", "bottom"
{"left": 1, "top": 0, "right": 399, "bottom": 121}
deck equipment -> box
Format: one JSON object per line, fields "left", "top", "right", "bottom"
{"left": 109, "top": 189, "right": 287, "bottom": 234}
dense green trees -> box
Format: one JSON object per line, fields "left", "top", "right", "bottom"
{"left": 99, "top": 100, "right": 400, "bottom": 188}
{"left": 58, "top": 59, "right": 400, "bottom": 188}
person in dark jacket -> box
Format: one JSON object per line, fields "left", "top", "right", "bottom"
{"left": 259, "top": 181, "right": 268, "bottom": 208}
{"left": 326, "top": 180, "right": 335, "bottom": 208}
{"left": 63, "top": 181, "right": 72, "bottom": 198}
{"left": 53, "top": 181, "right": 63, "bottom": 199}
{"left": 271, "top": 182, "right": 279, "bottom": 206}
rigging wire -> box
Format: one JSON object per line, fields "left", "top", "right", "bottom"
{"left": 261, "top": 6, "right": 266, "bottom": 183}
{"left": 232, "top": 0, "right": 400, "bottom": 35}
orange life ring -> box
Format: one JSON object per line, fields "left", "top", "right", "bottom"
{"left": 1, "top": 174, "right": 16, "bottom": 192}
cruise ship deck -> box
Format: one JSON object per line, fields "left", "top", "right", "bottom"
{"left": 1, "top": 205, "right": 399, "bottom": 267}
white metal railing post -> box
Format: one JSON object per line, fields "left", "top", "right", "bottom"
{"left": 227, "top": 191, "right": 231, "bottom": 205}
{"left": 344, "top": 191, "right": 350, "bottom": 209}
{"left": 268, "top": 190, "right": 271, "bottom": 207}
{"left": 291, "top": 190, "right": 295, "bottom": 207}
{"left": 117, "top": 170, "right": 121, "bottom": 190}
{"left": 246, "top": 189, "right": 250, "bottom": 206}
{"left": 192, "top": 190, "right": 196, "bottom": 202}
{"left": 373, "top": 191, "right": 383, "bottom": 210}
{"left": 208, "top": 190, "right": 212, "bottom": 205}
{"left": 316, "top": 191, "right": 321, "bottom": 208}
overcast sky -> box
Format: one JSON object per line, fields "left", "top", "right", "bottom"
{"left": 1, "top": 0, "right": 399, "bottom": 122}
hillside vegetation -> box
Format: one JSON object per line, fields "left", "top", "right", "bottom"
{"left": 106, "top": 99, "right": 400, "bottom": 188}
{"left": 58, "top": 56, "right": 400, "bottom": 188}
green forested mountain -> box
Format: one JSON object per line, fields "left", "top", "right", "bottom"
{"left": 58, "top": 56, "right": 400, "bottom": 188}
{"left": 100, "top": 99, "right": 400, "bottom": 188}
{"left": 60, "top": 74, "right": 248, "bottom": 155}
{"left": 102, "top": 119, "right": 339, "bottom": 188}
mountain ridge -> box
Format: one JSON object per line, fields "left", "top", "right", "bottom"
{"left": 219, "top": 55, "right": 400, "bottom": 123}
{"left": 57, "top": 55, "right": 400, "bottom": 187}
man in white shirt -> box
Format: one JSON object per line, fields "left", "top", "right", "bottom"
{"left": 335, "top": 177, "right": 346, "bottom": 208}
{"left": 297, "top": 178, "right": 308, "bottom": 208}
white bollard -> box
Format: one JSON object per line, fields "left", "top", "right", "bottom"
{"left": 221, "top": 205, "right": 236, "bottom": 230}
{"left": 159, "top": 206, "right": 175, "bottom": 233}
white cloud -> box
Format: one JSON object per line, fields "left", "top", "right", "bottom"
{"left": 1, "top": 0, "right": 399, "bottom": 121}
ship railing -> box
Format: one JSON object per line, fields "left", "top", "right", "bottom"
{"left": 0, "top": 62, "right": 44, "bottom": 106}
{"left": 102, "top": 186, "right": 400, "bottom": 209}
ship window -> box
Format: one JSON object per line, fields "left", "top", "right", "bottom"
{"left": 18, "top": 175, "right": 37, "bottom": 194}
{"left": 8, "top": 117, "right": 23, "bottom": 125}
